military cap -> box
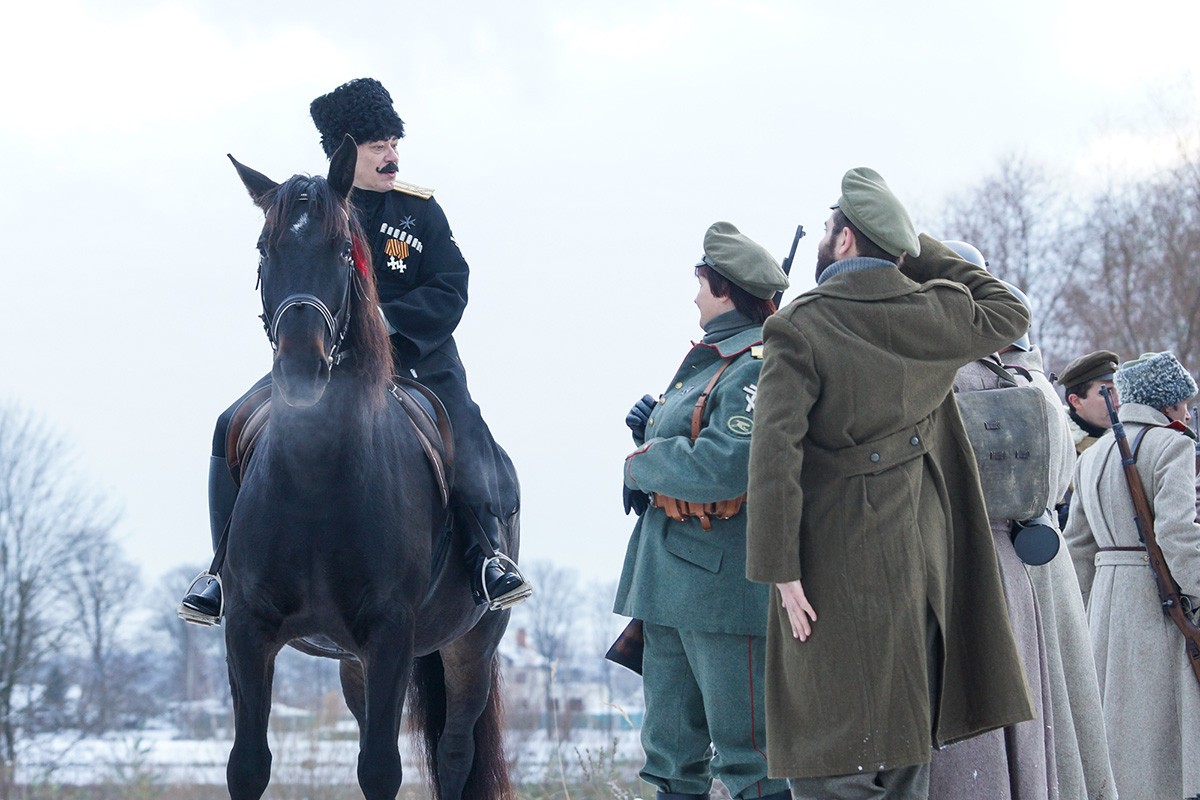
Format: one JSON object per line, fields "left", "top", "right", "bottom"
{"left": 696, "top": 221, "right": 789, "bottom": 300}
{"left": 833, "top": 167, "right": 920, "bottom": 258}
{"left": 310, "top": 78, "right": 405, "bottom": 157}
{"left": 1057, "top": 350, "right": 1120, "bottom": 388}
{"left": 1114, "top": 352, "right": 1198, "bottom": 411}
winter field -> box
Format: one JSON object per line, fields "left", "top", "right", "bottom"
{"left": 13, "top": 725, "right": 654, "bottom": 798}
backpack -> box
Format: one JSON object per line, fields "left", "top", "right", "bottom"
{"left": 954, "top": 361, "right": 1052, "bottom": 521}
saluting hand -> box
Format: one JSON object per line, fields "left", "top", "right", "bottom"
{"left": 777, "top": 579, "right": 817, "bottom": 641}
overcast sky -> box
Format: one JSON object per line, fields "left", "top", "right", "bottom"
{"left": 1, "top": 0, "right": 1197, "bottom": 596}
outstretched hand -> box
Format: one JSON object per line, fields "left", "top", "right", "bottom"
{"left": 777, "top": 579, "right": 817, "bottom": 641}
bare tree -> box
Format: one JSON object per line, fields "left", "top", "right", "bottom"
{"left": 0, "top": 403, "right": 102, "bottom": 791}
{"left": 149, "top": 565, "right": 228, "bottom": 738}
{"left": 1063, "top": 160, "right": 1200, "bottom": 370}
{"left": 940, "top": 153, "right": 1084, "bottom": 365}
{"left": 59, "top": 526, "right": 139, "bottom": 733}
{"left": 510, "top": 560, "right": 581, "bottom": 734}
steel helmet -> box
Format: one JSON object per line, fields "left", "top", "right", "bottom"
{"left": 999, "top": 280, "right": 1032, "bottom": 352}
{"left": 942, "top": 239, "right": 987, "bottom": 269}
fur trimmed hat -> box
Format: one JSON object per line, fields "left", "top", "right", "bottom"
{"left": 310, "top": 78, "right": 405, "bottom": 157}
{"left": 1114, "top": 351, "right": 1198, "bottom": 411}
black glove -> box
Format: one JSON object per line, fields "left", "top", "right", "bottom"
{"left": 625, "top": 394, "right": 657, "bottom": 442}
{"left": 623, "top": 485, "right": 650, "bottom": 516}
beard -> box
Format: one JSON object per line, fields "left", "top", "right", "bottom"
{"left": 814, "top": 236, "right": 837, "bottom": 282}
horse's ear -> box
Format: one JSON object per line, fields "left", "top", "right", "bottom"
{"left": 328, "top": 134, "right": 357, "bottom": 201}
{"left": 228, "top": 155, "right": 279, "bottom": 209}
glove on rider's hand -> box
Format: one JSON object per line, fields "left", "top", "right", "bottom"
{"left": 623, "top": 485, "right": 650, "bottom": 516}
{"left": 625, "top": 394, "right": 657, "bottom": 442}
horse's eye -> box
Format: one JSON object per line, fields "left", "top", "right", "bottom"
{"left": 341, "top": 242, "right": 353, "bottom": 261}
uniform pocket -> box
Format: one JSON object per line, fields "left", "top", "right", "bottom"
{"left": 663, "top": 529, "right": 723, "bottom": 573}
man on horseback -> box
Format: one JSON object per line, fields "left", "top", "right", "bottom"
{"left": 180, "top": 77, "right": 530, "bottom": 625}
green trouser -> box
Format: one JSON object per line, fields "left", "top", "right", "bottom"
{"left": 641, "top": 622, "right": 790, "bottom": 799}
{"left": 788, "top": 763, "right": 930, "bottom": 799}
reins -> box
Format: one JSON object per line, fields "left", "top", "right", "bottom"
{"left": 256, "top": 191, "right": 359, "bottom": 366}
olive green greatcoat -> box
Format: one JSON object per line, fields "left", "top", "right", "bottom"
{"left": 745, "top": 236, "right": 1036, "bottom": 779}
{"left": 615, "top": 312, "right": 771, "bottom": 636}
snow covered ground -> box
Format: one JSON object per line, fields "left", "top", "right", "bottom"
{"left": 14, "top": 725, "right": 645, "bottom": 788}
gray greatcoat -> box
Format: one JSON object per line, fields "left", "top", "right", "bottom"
{"left": 1011, "top": 347, "right": 1116, "bottom": 800}
{"left": 745, "top": 236, "right": 1036, "bottom": 779}
{"left": 1064, "top": 402, "right": 1200, "bottom": 800}
{"left": 930, "top": 358, "right": 1056, "bottom": 800}
{"left": 616, "top": 312, "right": 770, "bottom": 635}
{"left": 615, "top": 310, "right": 788, "bottom": 799}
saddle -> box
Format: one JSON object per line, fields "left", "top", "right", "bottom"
{"left": 225, "top": 377, "right": 455, "bottom": 507}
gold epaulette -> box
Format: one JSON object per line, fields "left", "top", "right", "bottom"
{"left": 392, "top": 180, "right": 434, "bottom": 199}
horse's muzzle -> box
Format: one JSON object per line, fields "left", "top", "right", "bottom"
{"left": 273, "top": 334, "right": 332, "bottom": 407}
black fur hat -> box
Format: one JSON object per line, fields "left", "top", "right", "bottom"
{"left": 310, "top": 78, "right": 405, "bottom": 157}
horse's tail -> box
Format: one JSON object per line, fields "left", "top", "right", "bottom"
{"left": 407, "top": 652, "right": 512, "bottom": 800}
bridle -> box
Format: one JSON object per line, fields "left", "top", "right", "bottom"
{"left": 257, "top": 195, "right": 356, "bottom": 367}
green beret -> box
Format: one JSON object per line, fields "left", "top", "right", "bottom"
{"left": 833, "top": 167, "right": 920, "bottom": 258}
{"left": 1057, "top": 350, "right": 1120, "bottom": 388}
{"left": 696, "top": 221, "right": 789, "bottom": 300}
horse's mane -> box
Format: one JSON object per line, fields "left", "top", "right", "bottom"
{"left": 263, "top": 175, "right": 393, "bottom": 409}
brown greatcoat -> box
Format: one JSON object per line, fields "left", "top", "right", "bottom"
{"left": 746, "top": 235, "right": 1036, "bottom": 778}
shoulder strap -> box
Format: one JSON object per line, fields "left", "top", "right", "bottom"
{"left": 1131, "top": 424, "right": 1152, "bottom": 463}
{"left": 690, "top": 358, "right": 734, "bottom": 442}
{"left": 978, "top": 358, "right": 1018, "bottom": 388}
{"left": 392, "top": 180, "right": 435, "bottom": 199}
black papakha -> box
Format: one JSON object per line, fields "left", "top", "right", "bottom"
{"left": 310, "top": 77, "right": 406, "bottom": 156}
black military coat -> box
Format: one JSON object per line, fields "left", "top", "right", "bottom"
{"left": 351, "top": 183, "right": 469, "bottom": 367}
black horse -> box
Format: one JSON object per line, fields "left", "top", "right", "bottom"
{"left": 222, "top": 135, "right": 513, "bottom": 800}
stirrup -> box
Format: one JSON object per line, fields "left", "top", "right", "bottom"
{"left": 177, "top": 571, "right": 224, "bottom": 627}
{"left": 480, "top": 554, "right": 533, "bottom": 612}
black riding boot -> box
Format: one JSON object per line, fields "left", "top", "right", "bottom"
{"left": 463, "top": 509, "right": 532, "bottom": 611}
{"left": 179, "top": 456, "right": 239, "bottom": 624}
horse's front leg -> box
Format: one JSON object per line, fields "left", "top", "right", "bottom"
{"left": 357, "top": 618, "right": 415, "bottom": 800}
{"left": 224, "top": 616, "right": 280, "bottom": 800}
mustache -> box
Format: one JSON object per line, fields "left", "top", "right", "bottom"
{"left": 377, "top": 163, "right": 399, "bottom": 174}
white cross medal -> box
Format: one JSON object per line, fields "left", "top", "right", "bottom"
{"left": 743, "top": 383, "right": 757, "bottom": 413}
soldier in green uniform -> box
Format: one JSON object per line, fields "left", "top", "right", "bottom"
{"left": 614, "top": 221, "right": 791, "bottom": 800}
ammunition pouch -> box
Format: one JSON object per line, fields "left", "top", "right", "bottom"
{"left": 652, "top": 493, "right": 746, "bottom": 531}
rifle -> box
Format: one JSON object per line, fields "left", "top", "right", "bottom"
{"left": 1193, "top": 405, "right": 1199, "bottom": 473}
{"left": 773, "top": 224, "right": 805, "bottom": 308}
{"left": 1100, "top": 385, "right": 1200, "bottom": 687}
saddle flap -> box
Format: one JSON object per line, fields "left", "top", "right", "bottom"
{"left": 389, "top": 378, "right": 455, "bottom": 508}
{"left": 226, "top": 383, "right": 272, "bottom": 486}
